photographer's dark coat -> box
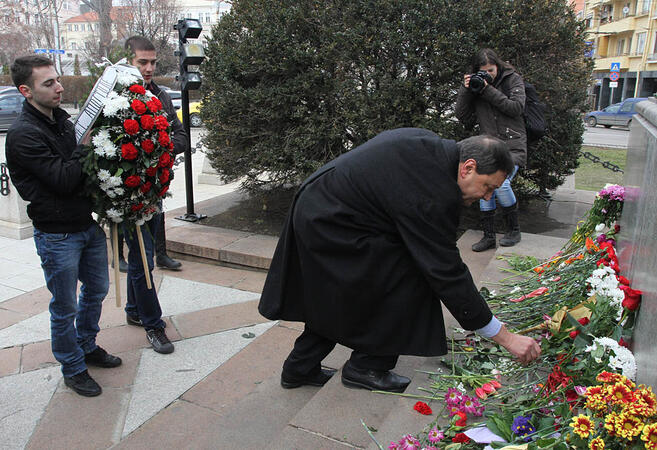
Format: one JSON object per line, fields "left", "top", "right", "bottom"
{"left": 455, "top": 67, "right": 527, "bottom": 166}
{"left": 258, "top": 128, "right": 493, "bottom": 356}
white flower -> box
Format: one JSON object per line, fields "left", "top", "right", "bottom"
{"left": 106, "top": 208, "right": 123, "bottom": 223}
{"left": 103, "top": 91, "right": 130, "bottom": 117}
{"left": 586, "top": 337, "right": 637, "bottom": 380}
{"left": 116, "top": 70, "right": 139, "bottom": 87}
{"left": 97, "top": 169, "right": 111, "bottom": 182}
{"left": 595, "top": 223, "right": 605, "bottom": 232}
{"left": 510, "top": 286, "right": 522, "bottom": 294}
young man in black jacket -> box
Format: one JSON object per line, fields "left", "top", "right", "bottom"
{"left": 119, "top": 36, "right": 189, "bottom": 354}
{"left": 5, "top": 55, "right": 122, "bottom": 397}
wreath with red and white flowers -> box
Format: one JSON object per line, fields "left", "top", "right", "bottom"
{"left": 81, "top": 71, "right": 175, "bottom": 226}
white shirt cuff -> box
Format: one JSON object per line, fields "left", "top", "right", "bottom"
{"left": 476, "top": 316, "right": 503, "bottom": 338}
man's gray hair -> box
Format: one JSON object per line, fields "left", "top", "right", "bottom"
{"left": 457, "top": 135, "right": 514, "bottom": 176}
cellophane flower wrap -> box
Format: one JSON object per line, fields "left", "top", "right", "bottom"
{"left": 81, "top": 71, "right": 175, "bottom": 226}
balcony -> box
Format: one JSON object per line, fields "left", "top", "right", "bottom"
{"left": 597, "top": 16, "right": 636, "bottom": 34}
{"left": 592, "top": 55, "right": 631, "bottom": 71}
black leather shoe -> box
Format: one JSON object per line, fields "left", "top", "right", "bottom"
{"left": 111, "top": 258, "right": 128, "bottom": 273}
{"left": 85, "top": 346, "right": 122, "bottom": 368}
{"left": 64, "top": 369, "right": 102, "bottom": 397}
{"left": 146, "top": 328, "right": 174, "bottom": 354}
{"left": 156, "top": 254, "right": 182, "bottom": 270}
{"left": 126, "top": 314, "right": 143, "bottom": 327}
{"left": 280, "top": 368, "right": 337, "bottom": 389}
{"left": 341, "top": 362, "right": 410, "bottom": 393}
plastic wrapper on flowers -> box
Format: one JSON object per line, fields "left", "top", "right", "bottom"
{"left": 79, "top": 63, "right": 175, "bottom": 228}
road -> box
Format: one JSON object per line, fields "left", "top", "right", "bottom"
{"left": 582, "top": 124, "right": 628, "bottom": 148}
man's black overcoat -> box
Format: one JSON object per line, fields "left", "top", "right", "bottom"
{"left": 258, "top": 128, "right": 493, "bottom": 356}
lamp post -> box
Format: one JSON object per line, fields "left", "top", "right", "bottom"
{"left": 173, "top": 18, "right": 206, "bottom": 222}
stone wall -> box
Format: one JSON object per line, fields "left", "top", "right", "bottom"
{"left": 618, "top": 97, "right": 657, "bottom": 388}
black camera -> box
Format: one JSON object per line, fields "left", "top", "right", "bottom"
{"left": 469, "top": 70, "right": 493, "bottom": 94}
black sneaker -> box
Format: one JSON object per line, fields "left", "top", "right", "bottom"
{"left": 64, "top": 369, "right": 102, "bottom": 397}
{"left": 111, "top": 258, "right": 129, "bottom": 273}
{"left": 156, "top": 254, "right": 182, "bottom": 270}
{"left": 126, "top": 314, "right": 143, "bottom": 327}
{"left": 146, "top": 328, "right": 174, "bottom": 354}
{"left": 85, "top": 346, "right": 122, "bottom": 368}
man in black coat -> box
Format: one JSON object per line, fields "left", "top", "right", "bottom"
{"left": 259, "top": 129, "right": 541, "bottom": 392}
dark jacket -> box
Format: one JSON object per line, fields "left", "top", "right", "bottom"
{"left": 258, "top": 128, "right": 493, "bottom": 356}
{"left": 149, "top": 81, "right": 188, "bottom": 156}
{"left": 455, "top": 67, "right": 527, "bottom": 166}
{"left": 5, "top": 101, "right": 94, "bottom": 233}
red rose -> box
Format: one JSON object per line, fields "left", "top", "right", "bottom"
{"left": 123, "top": 119, "right": 140, "bottom": 135}
{"left": 146, "top": 166, "right": 157, "bottom": 177}
{"left": 168, "top": 141, "right": 174, "bottom": 151}
{"left": 158, "top": 131, "right": 170, "bottom": 147}
{"left": 454, "top": 411, "right": 467, "bottom": 426}
{"left": 121, "top": 143, "right": 138, "bottom": 160}
{"left": 129, "top": 84, "right": 146, "bottom": 95}
{"left": 131, "top": 99, "right": 147, "bottom": 115}
{"left": 621, "top": 285, "right": 642, "bottom": 311}
{"left": 131, "top": 202, "right": 144, "bottom": 211}
{"left": 617, "top": 275, "right": 631, "bottom": 285}
{"left": 158, "top": 185, "right": 169, "bottom": 197}
{"left": 159, "top": 168, "right": 170, "bottom": 184}
{"left": 452, "top": 433, "right": 471, "bottom": 443}
{"left": 147, "top": 97, "right": 162, "bottom": 113}
{"left": 155, "top": 115, "right": 168, "bottom": 131}
{"left": 618, "top": 337, "right": 631, "bottom": 348}
{"left": 577, "top": 317, "right": 590, "bottom": 326}
{"left": 125, "top": 175, "right": 141, "bottom": 188}
{"left": 413, "top": 401, "right": 432, "bottom": 415}
{"left": 141, "top": 139, "right": 155, "bottom": 154}
{"left": 140, "top": 114, "right": 155, "bottom": 131}
{"left": 158, "top": 151, "right": 172, "bottom": 168}
{"left": 614, "top": 224, "right": 621, "bottom": 233}
{"left": 140, "top": 181, "right": 152, "bottom": 194}
{"left": 569, "top": 330, "right": 580, "bottom": 339}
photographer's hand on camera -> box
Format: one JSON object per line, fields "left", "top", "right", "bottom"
{"left": 463, "top": 74, "right": 471, "bottom": 88}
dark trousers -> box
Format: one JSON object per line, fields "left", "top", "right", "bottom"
{"left": 123, "top": 215, "right": 166, "bottom": 330}
{"left": 111, "top": 212, "right": 167, "bottom": 259}
{"left": 283, "top": 326, "right": 398, "bottom": 377}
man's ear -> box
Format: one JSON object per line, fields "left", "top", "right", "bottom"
{"left": 460, "top": 158, "right": 477, "bottom": 177}
{"left": 18, "top": 84, "right": 31, "bottom": 99}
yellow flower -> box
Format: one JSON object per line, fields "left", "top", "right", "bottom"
{"left": 642, "top": 423, "right": 657, "bottom": 449}
{"left": 614, "top": 413, "right": 644, "bottom": 440}
{"left": 604, "top": 412, "right": 620, "bottom": 435}
{"left": 570, "top": 414, "right": 594, "bottom": 439}
{"left": 632, "top": 387, "right": 657, "bottom": 418}
{"left": 589, "top": 436, "right": 605, "bottom": 450}
{"left": 608, "top": 382, "right": 634, "bottom": 406}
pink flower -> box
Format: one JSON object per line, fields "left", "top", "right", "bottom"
{"left": 427, "top": 426, "right": 444, "bottom": 443}
{"left": 398, "top": 434, "right": 419, "bottom": 450}
{"left": 475, "top": 387, "right": 487, "bottom": 399}
{"left": 482, "top": 382, "right": 496, "bottom": 394}
{"left": 460, "top": 395, "right": 484, "bottom": 416}
{"left": 574, "top": 385, "right": 587, "bottom": 396}
{"left": 445, "top": 387, "right": 463, "bottom": 406}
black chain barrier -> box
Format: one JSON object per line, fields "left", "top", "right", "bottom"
{"left": 173, "top": 140, "right": 202, "bottom": 167}
{"left": 578, "top": 149, "right": 624, "bottom": 174}
{"left": 1, "top": 163, "right": 10, "bottom": 196}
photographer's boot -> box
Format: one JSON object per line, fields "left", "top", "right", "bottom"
{"left": 499, "top": 204, "right": 521, "bottom": 247}
{"left": 472, "top": 210, "right": 496, "bottom": 252}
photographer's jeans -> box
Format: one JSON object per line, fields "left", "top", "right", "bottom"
{"left": 123, "top": 215, "right": 166, "bottom": 330}
{"left": 480, "top": 165, "right": 519, "bottom": 211}
{"left": 34, "top": 223, "right": 109, "bottom": 377}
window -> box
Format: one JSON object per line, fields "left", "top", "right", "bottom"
{"left": 74, "top": 24, "right": 78, "bottom": 31}
{"left": 637, "top": 31, "right": 647, "bottom": 54}
{"left": 205, "top": 12, "right": 211, "bottom": 23}
{"left": 617, "top": 38, "right": 626, "bottom": 55}
{"left": 641, "top": 0, "right": 651, "bottom": 13}
{"left": 620, "top": 101, "right": 634, "bottom": 112}
{"left": 68, "top": 24, "right": 72, "bottom": 31}
{"left": 71, "top": 42, "right": 77, "bottom": 49}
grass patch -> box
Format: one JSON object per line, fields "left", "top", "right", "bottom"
{"left": 575, "top": 146, "right": 626, "bottom": 191}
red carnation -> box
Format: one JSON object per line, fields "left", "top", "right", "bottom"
{"left": 614, "top": 224, "right": 621, "bottom": 233}
{"left": 452, "top": 433, "right": 471, "bottom": 443}
{"left": 158, "top": 185, "right": 169, "bottom": 197}
{"left": 569, "top": 329, "right": 580, "bottom": 339}
{"left": 159, "top": 168, "right": 170, "bottom": 184}
{"left": 578, "top": 317, "right": 590, "bottom": 326}
{"left": 454, "top": 411, "right": 467, "bottom": 426}
{"left": 619, "top": 337, "right": 631, "bottom": 348}
{"left": 158, "top": 131, "right": 170, "bottom": 147}
{"left": 146, "top": 166, "right": 157, "bottom": 177}
{"left": 123, "top": 119, "right": 140, "bottom": 135}
{"left": 121, "top": 143, "right": 138, "bottom": 160}
{"left": 131, "top": 99, "right": 147, "bottom": 115}
{"left": 140, "top": 181, "right": 152, "bottom": 194}
{"left": 413, "top": 401, "right": 432, "bottom": 415}
{"left": 140, "top": 114, "right": 155, "bottom": 131}
{"left": 147, "top": 97, "right": 162, "bottom": 113}
{"left": 141, "top": 139, "right": 155, "bottom": 154}
{"left": 155, "top": 115, "right": 168, "bottom": 131}
{"left": 158, "top": 151, "right": 172, "bottom": 168}
{"left": 131, "top": 202, "right": 144, "bottom": 211}
{"left": 167, "top": 141, "right": 174, "bottom": 151}
{"left": 125, "top": 175, "right": 141, "bottom": 188}
{"left": 621, "top": 285, "right": 642, "bottom": 310}
{"left": 617, "top": 275, "right": 631, "bottom": 285}
{"left": 129, "top": 84, "right": 146, "bottom": 95}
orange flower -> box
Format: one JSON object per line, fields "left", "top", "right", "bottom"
{"left": 614, "top": 413, "right": 644, "bottom": 440}
{"left": 642, "top": 423, "right": 657, "bottom": 449}
{"left": 608, "top": 382, "right": 634, "bottom": 405}
{"left": 586, "top": 237, "right": 600, "bottom": 252}
{"left": 589, "top": 436, "right": 605, "bottom": 450}
{"left": 570, "top": 414, "right": 594, "bottom": 438}
{"left": 597, "top": 371, "right": 623, "bottom": 384}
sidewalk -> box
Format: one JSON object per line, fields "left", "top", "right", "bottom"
{"left": 0, "top": 137, "right": 595, "bottom": 448}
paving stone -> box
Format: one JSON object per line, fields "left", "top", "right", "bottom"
{"left": 21, "top": 340, "right": 57, "bottom": 373}
{"left": 0, "top": 310, "right": 50, "bottom": 349}
{"left": 122, "top": 321, "right": 276, "bottom": 437}
{"left": 0, "top": 346, "right": 21, "bottom": 377}
{"left": 0, "top": 307, "right": 29, "bottom": 330}
{"left": 270, "top": 426, "right": 356, "bottom": 449}
{"left": 220, "top": 234, "right": 277, "bottom": 269}
{"left": 0, "top": 284, "right": 25, "bottom": 303}
{"left": 457, "top": 229, "right": 498, "bottom": 286}
{"left": 95, "top": 318, "right": 182, "bottom": 356}
{"left": 172, "top": 300, "right": 268, "bottom": 339}
{"left": 166, "top": 224, "right": 250, "bottom": 261}
{"left": 88, "top": 348, "right": 141, "bottom": 389}
{"left": 155, "top": 259, "right": 265, "bottom": 292}
{"left": 0, "top": 366, "right": 61, "bottom": 449}
{"left": 494, "top": 232, "right": 568, "bottom": 261}
{"left": 0, "top": 285, "right": 50, "bottom": 316}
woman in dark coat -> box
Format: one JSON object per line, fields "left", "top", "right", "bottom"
{"left": 259, "top": 129, "right": 540, "bottom": 392}
{"left": 455, "top": 48, "right": 526, "bottom": 252}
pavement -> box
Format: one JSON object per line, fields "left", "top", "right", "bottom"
{"left": 0, "top": 126, "right": 597, "bottom": 449}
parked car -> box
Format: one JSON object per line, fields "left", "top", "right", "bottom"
{"left": 0, "top": 86, "right": 19, "bottom": 96}
{"left": 176, "top": 101, "right": 202, "bottom": 127}
{"left": 159, "top": 86, "right": 182, "bottom": 110}
{"left": 585, "top": 97, "right": 648, "bottom": 128}
{"left": 0, "top": 93, "right": 24, "bottom": 131}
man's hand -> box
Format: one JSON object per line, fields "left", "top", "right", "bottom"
{"left": 463, "top": 74, "right": 471, "bottom": 88}
{"left": 490, "top": 325, "right": 541, "bottom": 364}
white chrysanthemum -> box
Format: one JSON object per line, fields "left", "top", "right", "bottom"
{"left": 510, "top": 286, "right": 522, "bottom": 294}
{"left": 106, "top": 208, "right": 123, "bottom": 223}
{"left": 135, "top": 218, "right": 146, "bottom": 226}
{"left": 595, "top": 223, "right": 605, "bottom": 232}
{"left": 586, "top": 337, "right": 637, "bottom": 380}
{"left": 91, "top": 129, "right": 116, "bottom": 158}
{"left": 116, "top": 70, "right": 139, "bottom": 87}
{"left": 108, "top": 176, "right": 122, "bottom": 187}
{"left": 113, "top": 187, "right": 125, "bottom": 196}
{"left": 97, "top": 169, "right": 111, "bottom": 182}
{"left": 103, "top": 91, "right": 130, "bottom": 117}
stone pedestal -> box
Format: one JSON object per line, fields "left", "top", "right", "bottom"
{"left": 0, "top": 154, "right": 32, "bottom": 240}
{"left": 197, "top": 155, "right": 226, "bottom": 186}
{"left": 618, "top": 97, "right": 657, "bottom": 388}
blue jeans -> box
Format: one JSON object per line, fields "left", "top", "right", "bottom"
{"left": 34, "top": 222, "right": 109, "bottom": 377}
{"left": 123, "top": 215, "right": 165, "bottom": 330}
{"left": 480, "top": 165, "right": 519, "bottom": 211}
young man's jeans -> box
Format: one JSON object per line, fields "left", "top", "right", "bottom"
{"left": 33, "top": 222, "right": 109, "bottom": 377}
{"left": 123, "top": 215, "right": 166, "bottom": 330}
{"left": 480, "top": 165, "right": 519, "bottom": 211}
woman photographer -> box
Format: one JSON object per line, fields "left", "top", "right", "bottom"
{"left": 455, "top": 48, "right": 526, "bottom": 252}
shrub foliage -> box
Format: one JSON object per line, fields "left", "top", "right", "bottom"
{"left": 202, "top": 0, "right": 592, "bottom": 194}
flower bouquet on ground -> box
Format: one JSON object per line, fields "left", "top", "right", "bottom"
{"left": 79, "top": 62, "right": 175, "bottom": 305}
